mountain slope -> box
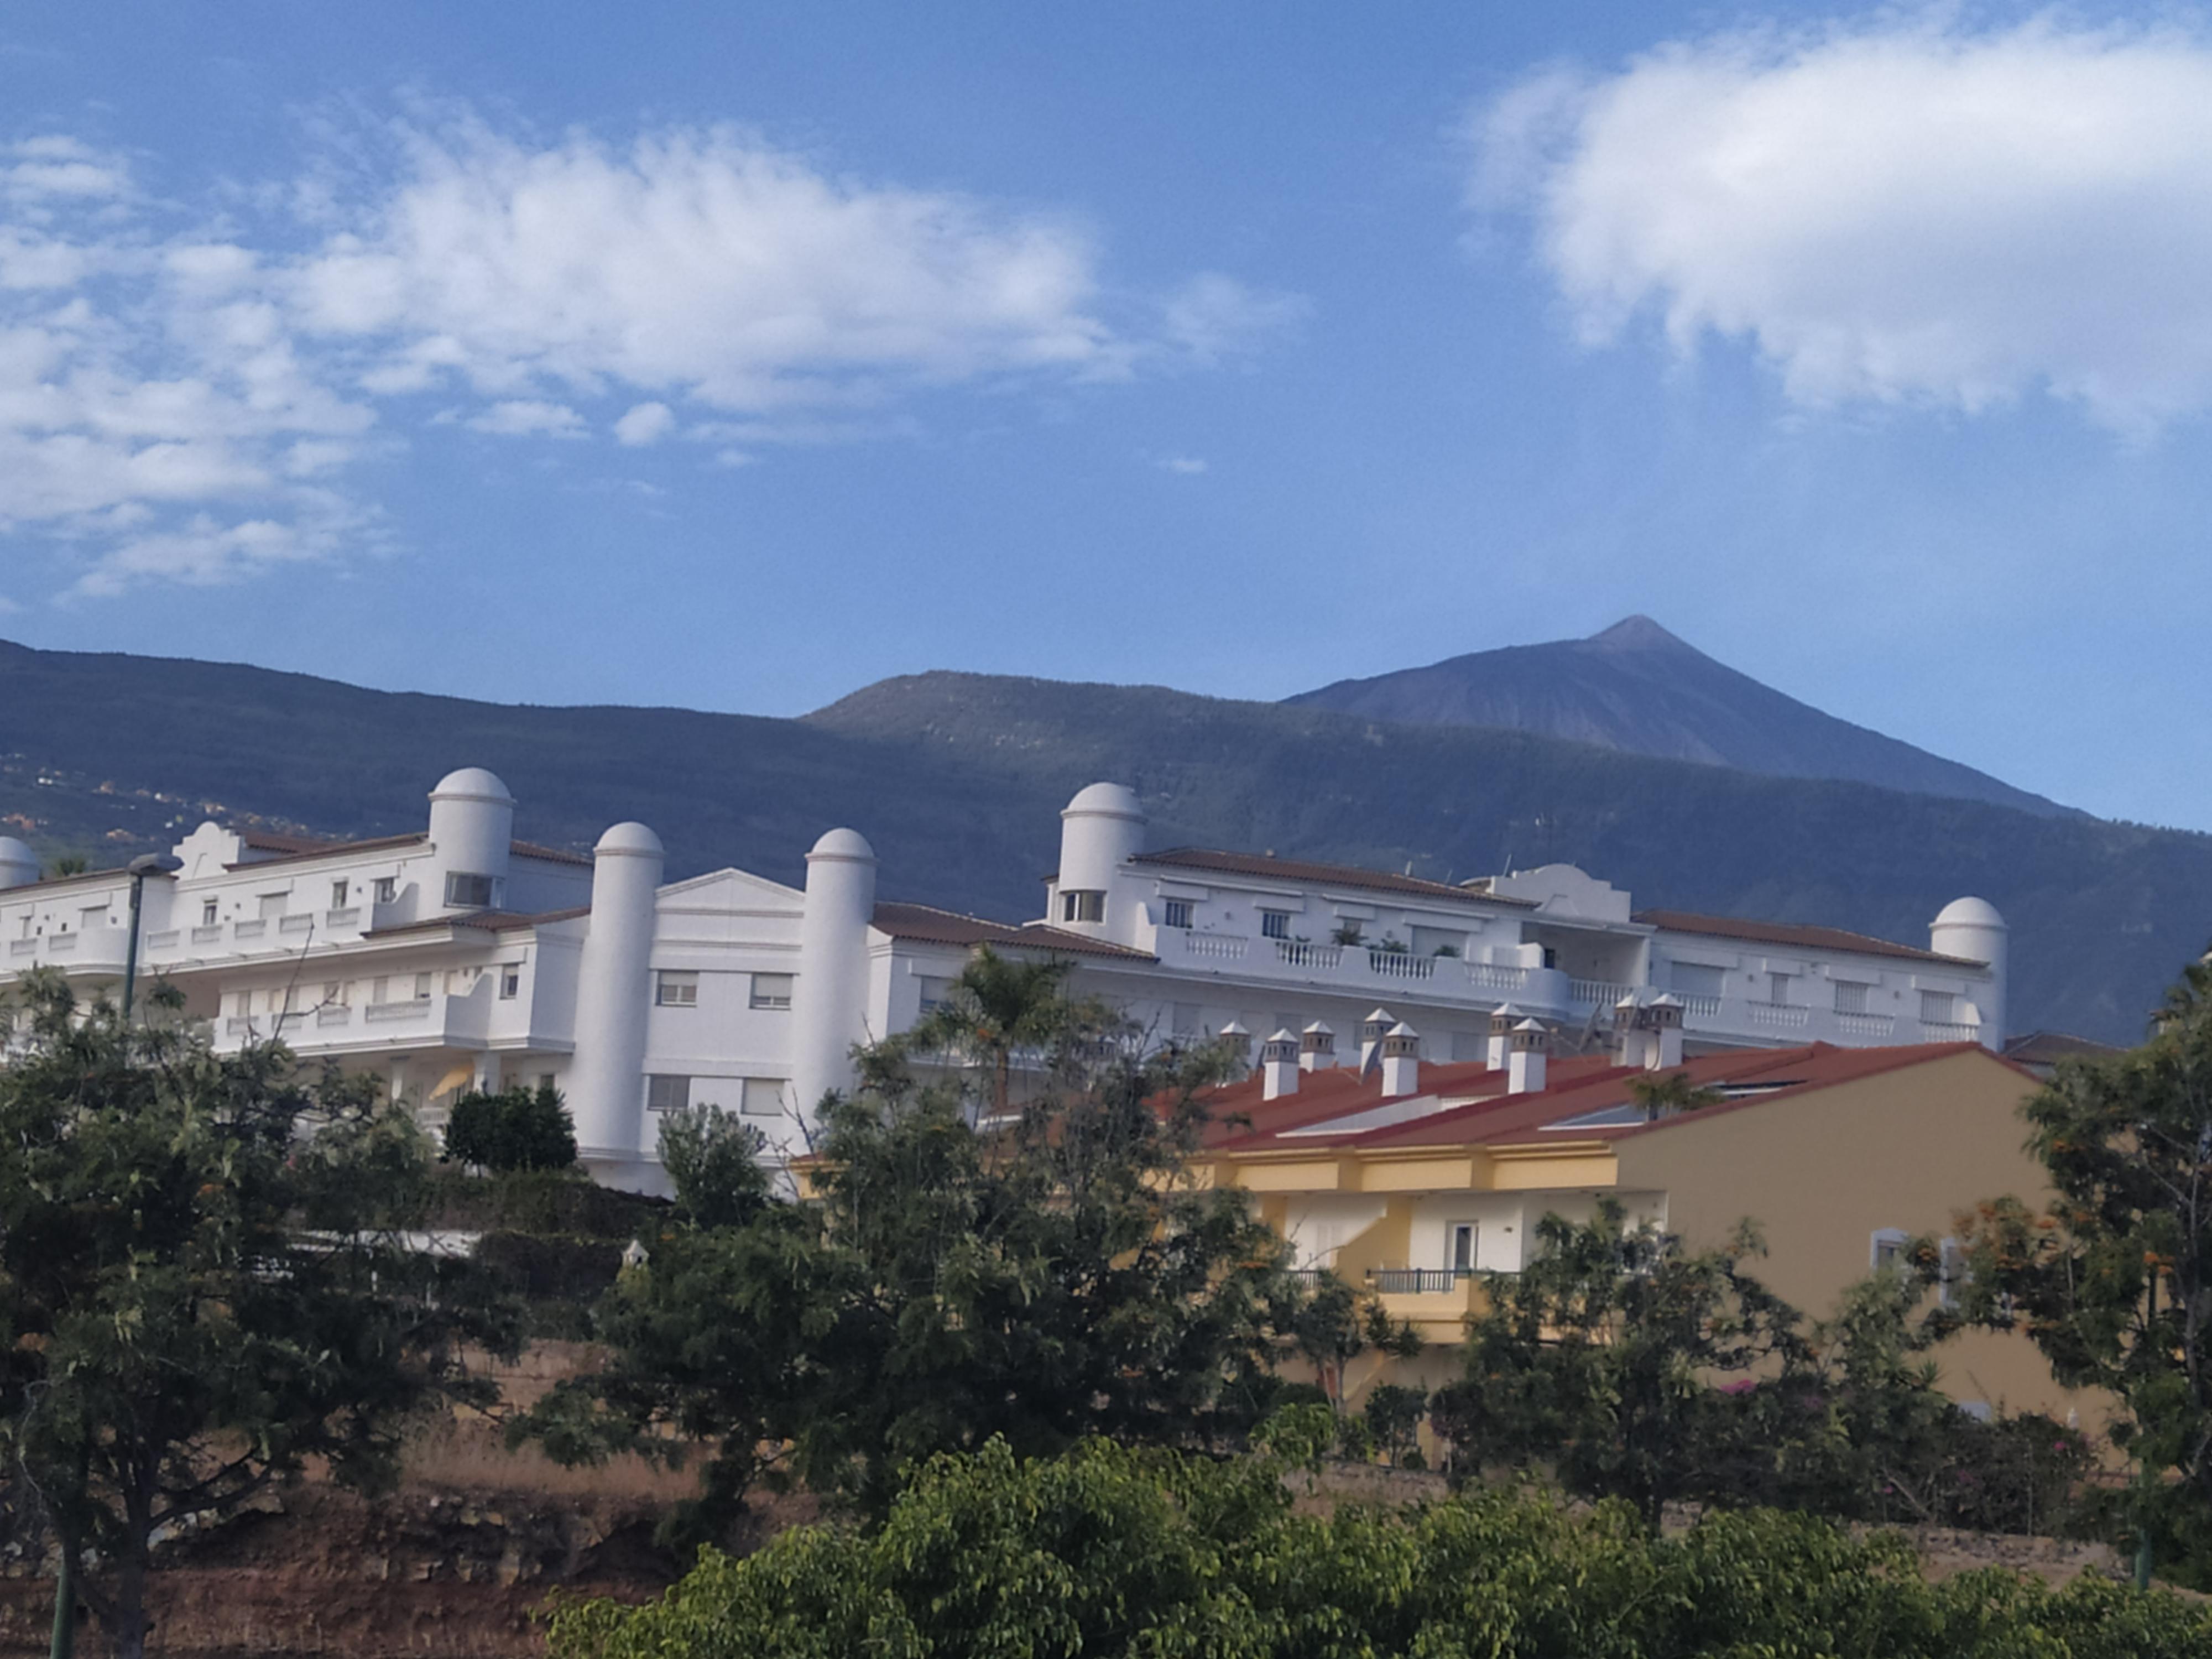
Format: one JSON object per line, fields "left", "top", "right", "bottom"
{"left": 2, "top": 638, "right": 2203, "bottom": 1044}
{"left": 1286, "top": 617, "right": 2072, "bottom": 818}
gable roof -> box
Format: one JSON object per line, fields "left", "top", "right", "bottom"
{"left": 871, "top": 900, "right": 1156, "bottom": 961}
{"left": 1634, "top": 909, "right": 1982, "bottom": 967}
{"left": 1131, "top": 848, "right": 1529, "bottom": 905}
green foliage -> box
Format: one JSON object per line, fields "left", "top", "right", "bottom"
{"left": 547, "top": 1435, "right": 2212, "bottom": 1659}
{"left": 443, "top": 1082, "right": 578, "bottom": 1172}
{"left": 1284, "top": 1270, "right": 1421, "bottom": 1411}
{"left": 424, "top": 1165, "right": 661, "bottom": 1237}
{"left": 1361, "top": 1383, "right": 1429, "bottom": 1468}
{"left": 1624, "top": 1070, "right": 1723, "bottom": 1120}
{"left": 520, "top": 958, "right": 1316, "bottom": 1537}
{"left": 1958, "top": 953, "right": 2212, "bottom": 1573}
{"left": 0, "top": 969, "right": 513, "bottom": 1659}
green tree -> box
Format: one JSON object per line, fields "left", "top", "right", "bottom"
{"left": 442, "top": 1082, "right": 577, "bottom": 1172}
{"left": 523, "top": 990, "right": 1302, "bottom": 1531}
{"left": 1360, "top": 1382, "right": 1429, "bottom": 1469}
{"left": 1957, "top": 952, "right": 2212, "bottom": 1573}
{"left": 1625, "top": 1070, "right": 1723, "bottom": 1121}
{"left": 895, "top": 945, "right": 1087, "bottom": 1119}
{"left": 1282, "top": 1271, "right": 1420, "bottom": 1413}
{"left": 0, "top": 969, "right": 510, "bottom": 1659}
{"left": 1430, "top": 1199, "right": 1805, "bottom": 1528}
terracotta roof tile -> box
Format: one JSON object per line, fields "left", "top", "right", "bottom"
{"left": 870, "top": 900, "right": 1157, "bottom": 961}
{"left": 1634, "top": 909, "right": 1983, "bottom": 967}
{"left": 1131, "top": 848, "right": 1530, "bottom": 905}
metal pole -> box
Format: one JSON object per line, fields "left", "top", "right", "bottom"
{"left": 47, "top": 1547, "right": 74, "bottom": 1659}
{"left": 120, "top": 872, "right": 145, "bottom": 1021}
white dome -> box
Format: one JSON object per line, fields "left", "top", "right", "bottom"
{"left": 594, "top": 821, "right": 665, "bottom": 858}
{"left": 0, "top": 837, "right": 37, "bottom": 889}
{"left": 430, "top": 766, "right": 514, "bottom": 804}
{"left": 1933, "top": 896, "right": 2006, "bottom": 931}
{"left": 1062, "top": 781, "right": 1144, "bottom": 820}
{"left": 807, "top": 827, "right": 877, "bottom": 863}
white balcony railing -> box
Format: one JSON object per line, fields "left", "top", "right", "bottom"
{"left": 1920, "top": 1020, "right": 1980, "bottom": 1044}
{"left": 8, "top": 939, "right": 34, "bottom": 958}
{"left": 1368, "top": 950, "right": 1434, "bottom": 980}
{"left": 190, "top": 925, "right": 223, "bottom": 945}
{"left": 1677, "top": 994, "right": 1721, "bottom": 1018}
{"left": 1464, "top": 963, "right": 1531, "bottom": 995}
{"left": 317, "top": 1005, "right": 354, "bottom": 1027}
{"left": 47, "top": 933, "right": 76, "bottom": 955}
{"left": 1747, "top": 1004, "right": 1811, "bottom": 1030}
{"left": 1274, "top": 941, "right": 1343, "bottom": 969}
{"left": 145, "top": 930, "right": 179, "bottom": 949}
{"left": 326, "top": 907, "right": 360, "bottom": 927}
{"left": 363, "top": 1001, "right": 430, "bottom": 1024}
{"left": 1570, "top": 978, "right": 1632, "bottom": 1007}
{"left": 279, "top": 915, "right": 315, "bottom": 936}
{"left": 1836, "top": 1012, "right": 1897, "bottom": 1041}
{"left": 1183, "top": 933, "right": 1247, "bottom": 960}
{"left": 234, "top": 920, "right": 267, "bottom": 941}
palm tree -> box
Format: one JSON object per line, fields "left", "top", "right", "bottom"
{"left": 1624, "top": 1071, "right": 1723, "bottom": 1123}
{"left": 901, "top": 946, "right": 1082, "bottom": 1119}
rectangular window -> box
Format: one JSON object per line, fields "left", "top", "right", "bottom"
{"left": 257, "top": 893, "right": 287, "bottom": 921}
{"left": 1260, "top": 910, "right": 1292, "bottom": 940}
{"left": 413, "top": 972, "right": 432, "bottom": 1002}
{"left": 1920, "top": 989, "right": 1957, "bottom": 1025}
{"left": 750, "top": 972, "right": 794, "bottom": 1010}
{"left": 330, "top": 879, "right": 348, "bottom": 909}
{"left": 645, "top": 1074, "right": 691, "bottom": 1113}
{"left": 1834, "top": 980, "right": 1870, "bottom": 1015}
{"left": 202, "top": 899, "right": 219, "bottom": 926}
{"left": 1449, "top": 1223, "right": 1478, "bottom": 1275}
{"left": 538, "top": 1072, "right": 556, "bottom": 1094}
{"left": 1768, "top": 972, "right": 1792, "bottom": 1005}
{"left": 499, "top": 965, "right": 521, "bottom": 1000}
{"left": 373, "top": 877, "right": 396, "bottom": 905}
{"left": 740, "top": 1077, "right": 782, "bottom": 1117}
{"left": 1061, "top": 890, "right": 1105, "bottom": 924}
{"left": 1161, "top": 898, "right": 1194, "bottom": 930}
{"left": 918, "top": 975, "right": 953, "bottom": 1013}
{"left": 1870, "top": 1228, "right": 1908, "bottom": 1273}
{"left": 444, "top": 872, "right": 496, "bottom": 909}
{"left": 371, "top": 976, "right": 390, "bottom": 1005}
{"left": 656, "top": 970, "right": 699, "bottom": 1008}
{"left": 1938, "top": 1237, "right": 1969, "bottom": 1309}
{"left": 1670, "top": 962, "right": 1725, "bottom": 999}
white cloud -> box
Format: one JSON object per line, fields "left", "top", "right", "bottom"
{"left": 0, "top": 112, "right": 1295, "bottom": 600}
{"left": 613, "top": 399, "right": 675, "bottom": 446}
{"left": 1157, "top": 455, "right": 1207, "bottom": 475}
{"left": 1479, "top": 19, "right": 2212, "bottom": 429}
{"left": 466, "top": 398, "right": 585, "bottom": 438}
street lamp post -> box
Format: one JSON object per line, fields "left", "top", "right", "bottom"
{"left": 118, "top": 853, "right": 182, "bottom": 1021}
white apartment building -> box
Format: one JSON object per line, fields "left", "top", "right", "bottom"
{"left": 0, "top": 770, "right": 2007, "bottom": 1192}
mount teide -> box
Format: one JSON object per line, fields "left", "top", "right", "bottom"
{"left": 1287, "top": 617, "right": 2071, "bottom": 819}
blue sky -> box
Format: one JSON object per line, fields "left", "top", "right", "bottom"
{"left": 2, "top": 3, "right": 2208, "bottom": 828}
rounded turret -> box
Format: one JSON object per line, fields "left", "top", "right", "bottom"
{"left": 792, "top": 827, "right": 879, "bottom": 1127}
{"left": 1931, "top": 896, "right": 2007, "bottom": 1049}
{"left": 1055, "top": 782, "right": 1145, "bottom": 937}
{"left": 569, "top": 821, "right": 665, "bottom": 1187}
{"left": 427, "top": 766, "right": 515, "bottom": 911}
{"left": 0, "top": 837, "right": 38, "bottom": 892}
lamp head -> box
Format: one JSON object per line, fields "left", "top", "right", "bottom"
{"left": 128, "top": 853, "right": 184, "bottom": 878}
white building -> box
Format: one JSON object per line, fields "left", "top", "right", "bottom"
{"left": 0, "top": 769, "right": 2006, "bottom": 1192}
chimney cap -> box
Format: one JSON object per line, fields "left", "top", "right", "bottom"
{"left": 1218, "top": 1020, "right": 1249, "bottom": 1036}
{"left": 1302, "top": 1020, "right": 1334, "bottom": 1035}
{"left": 1265, "top": 1027, "right": 1299, "bottom": 1043}
{"left": 1513, "top": 1017, "right": 1546, "bottom": 1032}
{"left": 1364, "top": 1006, "right": 1394, "bottom": 1022}
{"left": 1386, "top": 1020, "right": 1418, "bottom": 1037}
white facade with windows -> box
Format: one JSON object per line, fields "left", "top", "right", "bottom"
{"left": 0, "top": 769, "right": 2006, "bottom": 1192}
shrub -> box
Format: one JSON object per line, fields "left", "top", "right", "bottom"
{"left": 444, "top": 1083, "right": 578, "bottom": 1173}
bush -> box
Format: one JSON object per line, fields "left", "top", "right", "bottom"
{"left": 547, "top": 1436, "right": 2212, "bottom": 1659}
{"left": 444, "top": 1083, "right": 578, "bottom": 1172}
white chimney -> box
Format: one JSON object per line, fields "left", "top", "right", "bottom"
{"left": 1261, "top": 1029, "right": 1301, "bottom": 1100}
{"left": 1613, "top": 994, "right": 1651, "bottom": 1070}
{"left": 1507, "top": 1019, "right": 1549, "bottom": 1095}
{"left": 1487, "top": 1003, "right": 1526, "bottom": 1071}
{"left": 1218, "top": 1020, "right": 1252, "bottom": 1070}
{"left": 1358, "top": 1007, "right": 1395, "bottom": 1073}
{"left": 1300, "top": 1020, "right": 1337, "bottom": 1072}
{"left": 1647, "top": 994, "right": 1686, "bottom": 1070}
{"left": 1379, "top": 1021, "right": 1421, "bottom": 1097}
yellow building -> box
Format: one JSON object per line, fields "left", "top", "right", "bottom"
{"left": 1197, "top": 1026, "right": 2088, "bottom": 1421}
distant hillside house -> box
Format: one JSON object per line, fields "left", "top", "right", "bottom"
{"left": 0, "top": 770, "right": 2006, "bottom": 1193}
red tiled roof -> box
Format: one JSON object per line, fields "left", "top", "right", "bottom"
{"left": 364, "top": 906, "right": 589, "bottom": 940}
{"left": 510, "top": 839, "right": 593, "bottom": 868}
{"left": 870, "top": 900, "right": 1157, "bottom": 961}
{"left": 1133, "top": 848, "right": 1530, "bottom": 905}
{"left": 227, "top": 832, "right": 592, "bottom": 872}
{"left": 1633, "top": 909, "right": 1983, "bottom": 967}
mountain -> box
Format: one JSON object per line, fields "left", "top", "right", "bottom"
{"left": 3, "top": 637, "right": 2206, "bottom": 1045}
{"left": 1286, "top": 617, "right": 2073, "bottom": 818}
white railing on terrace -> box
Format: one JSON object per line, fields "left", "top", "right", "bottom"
{"left": 279, "top": 914, "right": 315, "bottom": 935}
{"left": 363, "top": 1001, "right": 429, "bottom": 1024}
{"left": 326, "top": 906, "right": 360, "bottom": 927}
{"left": 1570, "top": 978, "right": 1632, "bottom": 1007}
{"left": 1183, "top": 933, "right": 1248, "bottom": 959}
{"left": 1747, "top": 1004, "right": 1811, "bottom": 1030}
{"left": 1464, "top": 963, "right": 1531, "bottom": 994}
{"left": 46, "top": 933, "right": 76, "bottom": 955}
{"left": 1837, "top": 1012, "right": 1897, "bottom": 1041}
{"left": 1677, "top": 994, "right": 1721, "bottom": 1018}
{"left": 316, "top": 1005, "right": 353, "bottom": 1027}
{"left": 1274, "top": 941, "right": 1343, "bottom": 969}
{"left": 146, "top": 930, "right": 179, "bottom": 949}
{"left": 1920, "top": 1020, "right": 1980, "bottom": 1044}
{"left": 234, "top": 920, "right": 266, "bottom": 941}
{"left": 1368, "top": 950, "right": 1434, "bottom": 980}
{"left": 190, "top": 925, "right": 223, "bottom": 945}
{"left": 8, "top": 940, "right": 34, "bottom": 958}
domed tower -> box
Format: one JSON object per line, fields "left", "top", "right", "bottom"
{"left": 0, "top": 837, "right": 38, "bottom": 893}
{"left": 1930, "top": 897, "right": 2007, "bottom": 1050}
{"left": 1053, "top": 782, "right": 1145, "bottom": 942}
{"left": 792, "top": 828, "right": 878, "bottom": 1124}
{"left": 570, "top": 822, "right": 664, "bottom": 1185}
{"left": 427, "top": 767, "right": 515, "bottom": 913}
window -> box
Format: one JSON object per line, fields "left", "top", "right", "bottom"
{"left": 1870, "top": 1228, "right": 1909, "bottom": 1273}
{"left": 372, "top": 877, "right": 396, "bottom": 905}
{"left": 370, "top": 976, "right": 389, "bottom": 1004}
{"left": 1449, "top": 1223, "right": 1478, "bottom": 1275}
{"left": 645, "top": 1074, "right": 691, "bottom": 1113}
{"left": 740, "top": 1077, "right": 783, "bottom": 1117}
{"left": 444, "top": 872, "right": 497, "bottom": 909}
{"left": 1938, "top": 1236, "right": 1970, "bottom": 1310}
{"left": 1260, "top": 910, "right": 1292, "bottom": 941}
{"left": 1834, "top": 980, "right": 1870, "bottom": 1016}
{"left": 1161, "top": 898, "right": 1194, "bottom": 930}
{"left": 499, "top": 965, "right": 520, "bottom": 999}
{"left": 322, "top": 981, "right": 342, "bottom": 1005}
{"left": 537, "top": 1072, "right": 556, "bottom": 1094}
{"left": 656, "top": 970, "right": 699, "bottom": 1008}
{"left": 1920, "top": 989, "right": 1957, "bottom": 1025}
{"left": 330, "top": 879, "right": 348, "bottom": 909}
{"left": 1061, "top": 890, "right": 1105, "bottom": 924}
{"left": 918, "top": 975, "right": 952, "bottom": 1013}
{"left": 1670, "top": 962, "right": 1725, "bottom": 999}
{"left": 750, "top": 972, "right": 794, "bottom": 1010}
{"left": 413, "top": 972, "right": 432, "bottom": 1002}
{"left": 201, "top": 899, "right": 218, "bottom": 926}
{"left": 1172, "top": 1001, "right": 1202, "bottom": 1036}
{"left": 257, "top": 893, "right": 286, "bottom": 921}
{"left": 1767, "top": 972, "right": 1792, "bottom": 1005}
{"left": 1541, "top": 946, "right": 1559, "bottom": 970}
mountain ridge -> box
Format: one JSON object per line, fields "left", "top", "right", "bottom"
{"left": 1286, "top": 616, "right": 2072, "bottom": 819}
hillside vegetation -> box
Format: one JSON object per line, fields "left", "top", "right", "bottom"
{"left": 3, "top": 638, "right": 2206, "bottom": 1042}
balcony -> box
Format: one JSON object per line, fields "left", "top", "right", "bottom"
{"left": 7, "top": 940, "right": 33, "bottom": 959}
{"left": 363, "top": 1000, "right": 431, "bottom": 1024}
{"left": 1368, "top": 1267, "right": 1472, "bottom": 1294}
{"left": 1920, "top": 1020, "right": 1980, "bottom": 1044}
{"left": 1746, "top": 1003, "right": 1811, "bottom": 1031}
{"left": 190, "top": 925, "right": 223, "bottom": 946}
{"left": 279, "top": 915, "right": 315, "bottom": 937}
{"left": 234, "top": 920, "right": 267, "bottom": 942}
{"left": 1570, "top": 978, "right": 1633, "bottom": 1009}
{"left": 317, "top": 1005, "right": 353, "bottom": 1027}
{"left": 1836, "top": 1012, "right": 1897, "bottom": 1042}
{"left": 1364, "top": 1267, "right": 1486, "bottom": 1338}
{"left": 1152, "top": 927, "right": 1567, "bottom": 1015}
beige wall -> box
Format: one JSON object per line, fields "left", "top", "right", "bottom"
{"left": 1614, "top": 1049, "right": 2094, "bottom": 1422}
